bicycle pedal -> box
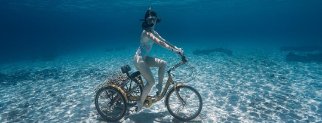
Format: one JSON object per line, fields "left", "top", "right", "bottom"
{"left": 133, "top": 103, "right": 143, "bottom": 112}
{"left": 128, "top": 107, "right": 137, "bottom": 113}
{"left": 133, "top": 106, "right": 139, "bottom": 112}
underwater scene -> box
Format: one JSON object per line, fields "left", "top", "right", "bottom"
{"left": 1, "top": 0, "right": 322, "bottom": 122}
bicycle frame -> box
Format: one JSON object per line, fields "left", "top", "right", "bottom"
{"left": 125, "top": 55, "right": 187, "bottom": 107}
{"left": 156, "top": 61, "right": 185, "bottom": 99}
{"left": 142, "top": 58, "right": 187, "bottom": 107}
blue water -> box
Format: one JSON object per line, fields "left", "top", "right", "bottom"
{"left": 1, "top": 0, "right": 322, "bottom": 122}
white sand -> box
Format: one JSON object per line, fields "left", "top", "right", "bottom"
{"left": 0, "top": 46, "right": 321, "bottom": 122}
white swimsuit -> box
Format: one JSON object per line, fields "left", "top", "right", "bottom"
{"left": 136, "top": 30, "right": 178, "bottom": 57}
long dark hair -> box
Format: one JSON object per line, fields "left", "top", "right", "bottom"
{"left": 141, "top": 9, "right": 160, "bottom": 32}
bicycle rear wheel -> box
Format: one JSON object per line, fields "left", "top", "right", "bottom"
{"left": 165, "top": 85, "right": 202, "bottom": 121}
{"left": 95, "top": 86, "right": 127, "bottom": 122}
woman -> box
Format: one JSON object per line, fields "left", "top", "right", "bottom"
{"left": 133, "top": 8, "right": 184, "bottom": 111}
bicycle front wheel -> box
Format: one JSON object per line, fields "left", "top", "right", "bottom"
{"left": 165, "top": 85, "right": 202, "bottom": 121}
{"left": 95, "top": 86, "right": 127, "bottom": 122}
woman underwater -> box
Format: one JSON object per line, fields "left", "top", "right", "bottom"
{"left": 133, "top": 7, "right": 184, "bottom": 111}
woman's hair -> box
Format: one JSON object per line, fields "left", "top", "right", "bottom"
{"left": 144, "top": 9, "right": 158, "bottom": 20}
{"left": 142, "top": 9, "right": 160, "bottom": 32}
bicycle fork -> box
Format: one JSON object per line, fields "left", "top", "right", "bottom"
{"left": 174, "top": 84, "right": 186, "bottom": 106}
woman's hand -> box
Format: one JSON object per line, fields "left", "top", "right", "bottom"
{"left": 176, "top": 48, "right": 184, "bottom": 56}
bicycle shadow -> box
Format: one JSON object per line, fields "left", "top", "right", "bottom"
{"left": 125, "top": 110, "right": 168, "bottom": 123}
{"left": 125, "top": 110, "right": 202, "bottom": 123}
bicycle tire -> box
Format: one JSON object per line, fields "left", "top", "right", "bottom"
{"left": 95, "top": 86, "right": 127, "bottom": 122}
{"left": 165, "top": 85, "right": 202, "bottom": 121}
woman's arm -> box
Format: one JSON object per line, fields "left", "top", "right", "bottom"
{"left": 153, "top": 31, "right": 177, "bottom": 48}
{"left": 145, "top": 31, "right": 180, "bottom": 53}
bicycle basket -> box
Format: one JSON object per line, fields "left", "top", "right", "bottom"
{"left": 95, "top": 72, "right": 128, "bottom": 92}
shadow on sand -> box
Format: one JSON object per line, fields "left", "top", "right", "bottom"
{"left": 281, "top": 46, "right": 322, "bottom": 63}
{"left": 280, "top": 46, "right": 322, "bottom": 52}
{"left": 125, "top": 111, "right": 168, "bottom": 123}
{"left": 286, "top": 52, "right": 322, "bottom": 63}
{"left": 124, "top": 110, "right": 202, "bottom": 123}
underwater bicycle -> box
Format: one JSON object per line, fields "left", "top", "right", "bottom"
{"left": 94, "top": 54, "right": 203, "bottom": 122}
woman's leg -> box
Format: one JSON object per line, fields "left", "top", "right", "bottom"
{"left": 133, "top": 55, "right": 155, "bottom": 107}
{"left": 144, "top": 56, "right": 167, "bottom": 94}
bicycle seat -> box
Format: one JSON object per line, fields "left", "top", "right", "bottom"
{"left": 121, "top": 65, "right": 141, "bottom": 79}
{"left": 130, "top": 71, "right": 141, "bottom": 79}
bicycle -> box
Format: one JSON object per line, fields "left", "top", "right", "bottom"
{"left": 94, "top": 54, "right": 203, "bottom": 122}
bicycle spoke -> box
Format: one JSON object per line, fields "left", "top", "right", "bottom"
{"left": 104, "top": 90, "right": 111, "bottom": 99}
{"left": 175, "top": 104, "right": 185, "bottom": 114}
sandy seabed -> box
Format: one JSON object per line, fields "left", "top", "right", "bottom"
{"left": 0, "top": 46, "right": 321, "bottom": 123}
